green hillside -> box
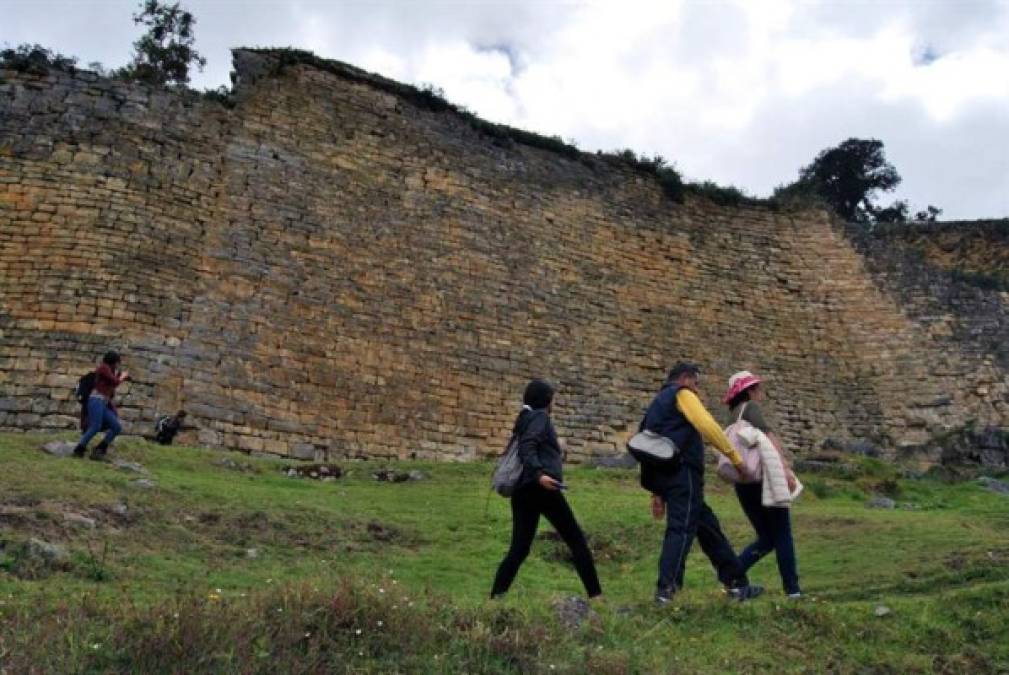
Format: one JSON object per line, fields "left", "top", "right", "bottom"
{"left": 1, "top": 433, "right": 1007, "bottom": 673}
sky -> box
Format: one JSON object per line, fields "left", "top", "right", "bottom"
{"left": 5, "top": 0, "right": 1009, "bottom": 220}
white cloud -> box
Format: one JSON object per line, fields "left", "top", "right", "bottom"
{"left": 3, "top": 0, "right": 1008, "bottom": 219}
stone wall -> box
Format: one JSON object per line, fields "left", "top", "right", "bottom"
{"left": 1, "top": 50, "right": 1006, "bottom": 461}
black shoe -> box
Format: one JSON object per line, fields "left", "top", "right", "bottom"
{"left": 727, "top": 584, "right": 764, "bottom": 602}
{"left": 654, "top": 586, "right": 676, "bottom": 605}
{"left": 72, "top": 444, "right": 86, "bottom": 458}
{"left": 89, "top": 441, "right": 110, "bottom": 461}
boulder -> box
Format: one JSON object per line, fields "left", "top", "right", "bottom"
{"left": 112, "top": 459, "right": 148, "bottom": 474}
{"left": 866, "top": 496, "right": 896, "bottom": 509}
{"left": 26, "top": 538, "right": 67, "bottom": 563}
{"left": 373, "top": 469, "right": 411, "bottom": 483}
{"left": 41, "top": 440, "right": 76, "bottom": 458}
{"left": 551, "top": 595, "right": 598, "bottom": 630}
{"left": 977, "top": 476, "right": 1009, "bottom": 495}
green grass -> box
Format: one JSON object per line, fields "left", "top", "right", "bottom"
{"left": 1, "top": 432, "right": 1008, "bottom": 673}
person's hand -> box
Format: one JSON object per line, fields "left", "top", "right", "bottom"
{"left": 733, "top": 460, "right": 749, "bottom": 480}
{"left": 651, "top": 494, "right": 665, "bottom": 520}
{"left": 538, "top": 474, "right": 561, "bottom": 491}
{"left": 786, "top": 471, "right": 798, "bottom": 493}
{"left": 120, "top": 371, "right": 131, "bottom": 382}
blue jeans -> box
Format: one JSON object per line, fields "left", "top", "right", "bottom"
{"left": 735, "top": 482, "right": 800, "bottom": 594}
{"left": 79, "top": 397, "right": 121, "bottom": 449}
{"left": 658, "top": 464, "right": 747, "bottom": 591}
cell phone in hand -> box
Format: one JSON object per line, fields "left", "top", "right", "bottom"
{"left": 555, "top": 481, "right": 569, "bottom": 491}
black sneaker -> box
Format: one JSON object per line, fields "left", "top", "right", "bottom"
{"left": 72, "top": 444, "right": 86, "bottom": 458}
{"left": 89, "top": 441, "right": 110, "bottom": 461}
{"left": 654, "top": 586, "right": 676, "bottom": 605}
{"left": 727, "top": 584, "right": 764, "bottom": 602}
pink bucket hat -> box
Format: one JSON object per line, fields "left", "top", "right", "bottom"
{"left": 723, "top": 370, "right": 762, "bottom": 404}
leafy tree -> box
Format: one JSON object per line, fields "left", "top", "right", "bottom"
{"left": 872, "top": 200, "right": 909, "bottom": 224}
{"left": 776, "top": 138, "right": 902, "bottom": 223}
{"left": 914, "top": 205, "right": 943, "bottom": 222}
{"left": 118, "top": 0, "right": 206, "bottom": 86}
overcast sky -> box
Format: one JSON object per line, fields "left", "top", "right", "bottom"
{"left": 6, "top": 0, "right": 1009, "bottom": 219}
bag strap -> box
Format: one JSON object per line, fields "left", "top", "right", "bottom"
{"left": 736, "top": 401, "right": 749, "bottom": 423}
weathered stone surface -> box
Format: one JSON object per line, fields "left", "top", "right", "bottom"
{"left": 551, "top": 595, "right": 598, "bottom": 630}
{"left": 26, "top": 538, "right": 67, "bottom": 563}
{"left": 866, "top": 496, "right": 897, "bottom": 509}
{"left": 112, "top": 459, "right": 148, "bottom": 474}
{"left": 284, "top": 463, "right": 342, "bottom": 480}
{"left": 63, "top": 512, "right": 97, "bottom": 529}
{"left": 977, "top": 476, "right": 1009, "bottom": 495}
{"left": 41, "top": 440, "right": 76, "bottom": 457}
{"left": 372, "top": 469, "right": 411, "bottom": 483}
{"left": 0, "top": 51, "right": 1006, "bottom": 464}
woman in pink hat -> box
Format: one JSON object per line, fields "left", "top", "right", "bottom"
{"left": 723, "top": 371, "right": 802, "bottom": 598}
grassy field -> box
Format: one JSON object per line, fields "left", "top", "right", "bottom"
{"left": 1, "top": 432, "right": 1008, "bottom": 673}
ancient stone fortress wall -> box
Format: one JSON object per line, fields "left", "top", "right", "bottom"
{"left": 1, "top": 50, "right": 1006, "bottom": 462}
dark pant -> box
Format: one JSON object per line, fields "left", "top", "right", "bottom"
{"left": 78, "top": 397, "right": 121, "bottom": 449}
{"left": 735, "top": 482, "right": 800, "bottom": 594}
{"left": 658, "top": 464, "right": 747, "bottom": 592}
{"left": 491, "top": 483, "right": 602, "bottom": 598}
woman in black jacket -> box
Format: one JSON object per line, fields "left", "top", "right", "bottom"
{"left": 490, "top": 379, "right": 602, "bottom": 599}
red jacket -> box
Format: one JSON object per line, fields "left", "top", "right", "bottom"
{"left": 79, "top": 364, "right": 127, "bottom": 430}
{"left": 93, "top": 363, "right": 126, "bottom": 402}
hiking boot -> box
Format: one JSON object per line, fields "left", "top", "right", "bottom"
{"left": 727, "top": 584, "right": 764, "bottom": 602}
{"left": 72, "top": 444, "right": 86, "bottom": 458}
{"left": 654, "top": 586, "right": 676, "bottom": 606}
{"left": 89, "top": 441, "right": 110, "bottom": 461}
{"left": 786, "top": 591, "right": 804, "bottom": 600}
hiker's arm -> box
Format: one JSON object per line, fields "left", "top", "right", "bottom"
{"left": 516, "top": 414, "right": 547, "bottom": 479}
{"left": 676, "top": 389, "right": 744, "bottom": 468}
{"left": 95, "top": 364, "right": 118, "bottom": 387}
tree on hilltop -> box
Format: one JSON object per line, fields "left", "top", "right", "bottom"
{"left": 775, "top": 138, "right": 903, "bottom": 223}
{"left": 117, "top": 0, "right": 206, "bottom": 86}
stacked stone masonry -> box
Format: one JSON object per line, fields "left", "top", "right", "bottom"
{"left": 1, "top": 50, "right": 1006, "bottom": 462}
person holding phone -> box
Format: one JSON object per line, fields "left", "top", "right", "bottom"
{"left": 490, "top": 379, "right": 602, "bottom": 600}
{"left": 73, "top": 351, "right": 130, "bottom": 460}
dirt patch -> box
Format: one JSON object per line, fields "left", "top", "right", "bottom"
{"left": 0, "top": 500, "right": 110, "bottom": 540}
{"left": 179, "top": 509, "right": 421, "bottom": 553}
{"left": 944, "top": 547, "right": 1009, "bottom": 571}
{"left": 213, "top": 457, "right": 261, "bottom": 474}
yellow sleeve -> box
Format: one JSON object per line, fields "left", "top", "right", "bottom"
{"left": 675, "top": 389, "right": 743, "bottom": 466}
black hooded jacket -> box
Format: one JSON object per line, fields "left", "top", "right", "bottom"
{"left": 511, "top": 407, "right": 564, "bottom": 489}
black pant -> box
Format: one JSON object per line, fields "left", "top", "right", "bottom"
{"left": 657, "top": 464, "right": 747, "bottom": 591}
{"left": 735, "top": 482, "right": 800, "bottom": 594}
{"left": 491, "top": 482, "right": 602, "bottom": 598}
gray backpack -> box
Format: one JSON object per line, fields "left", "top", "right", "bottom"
{"left": 491, "top": 435, "right": 524, "bottom": 497}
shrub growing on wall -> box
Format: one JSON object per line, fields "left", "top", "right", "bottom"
{"left": 0, "top": 44, "right": 77, "bottom": 75}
